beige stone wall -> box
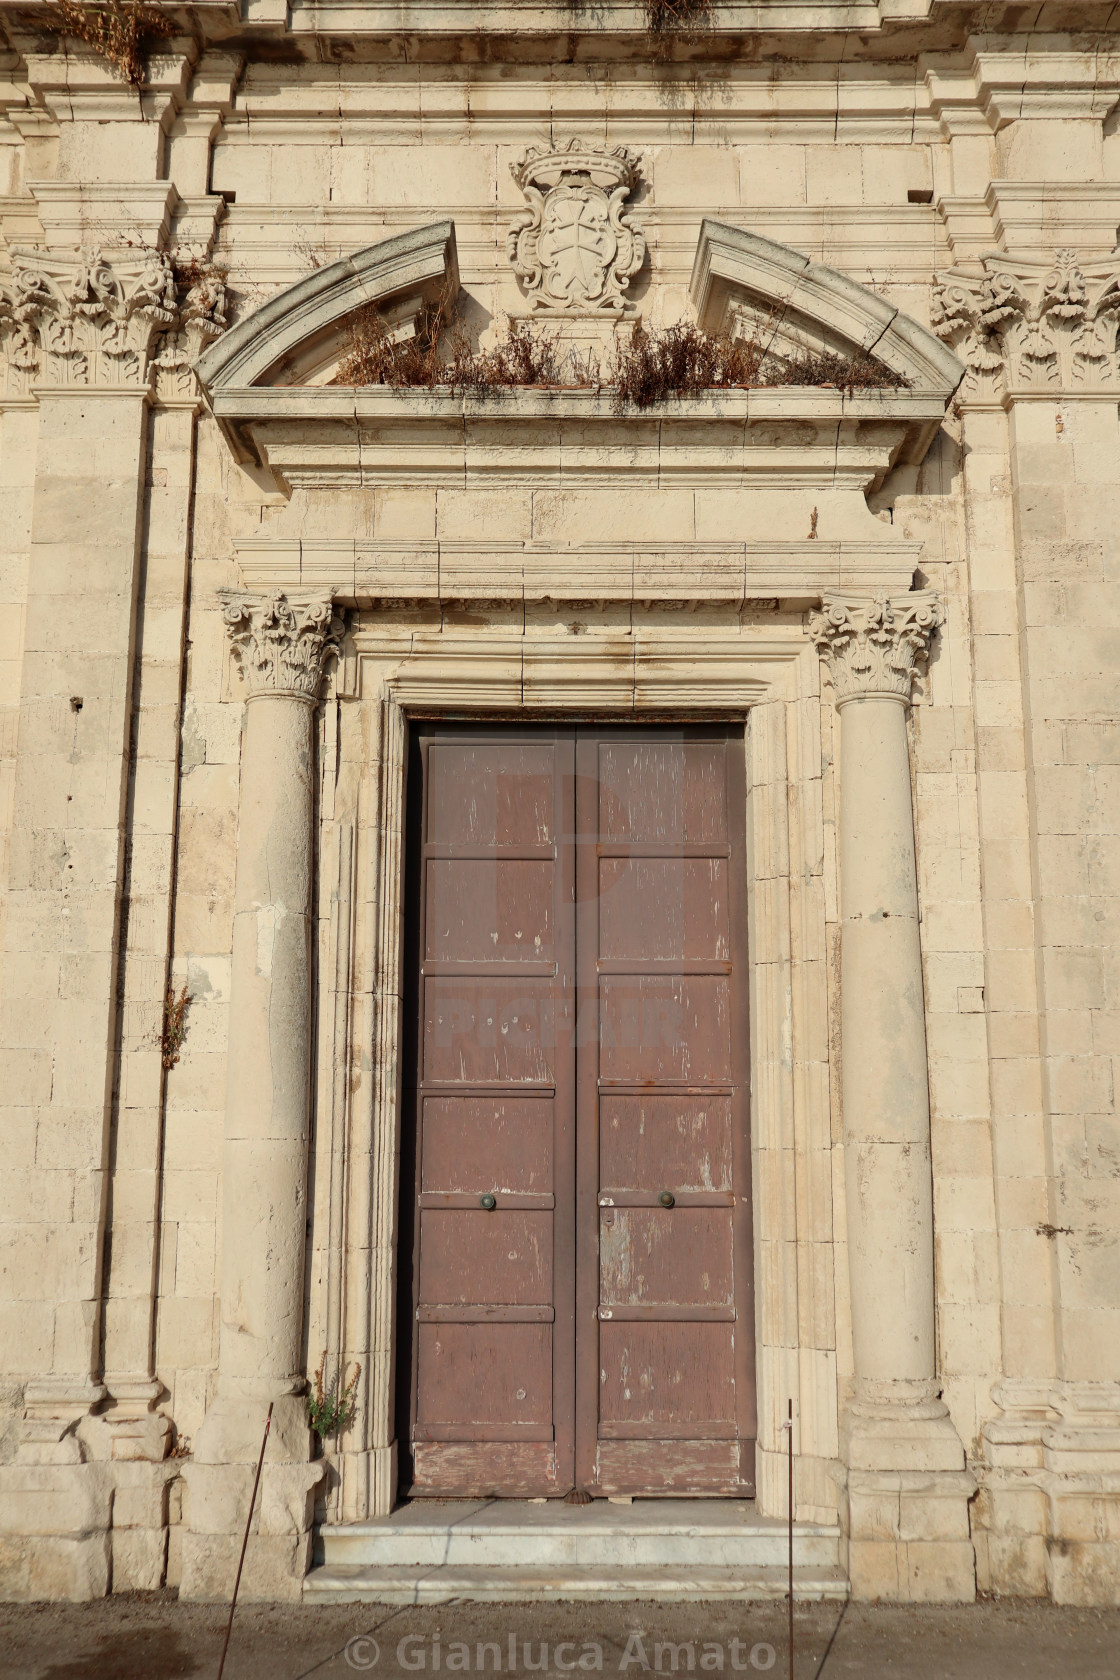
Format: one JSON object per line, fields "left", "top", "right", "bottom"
{"left": 1, "top": 4, "right": 1119, "bottom": 1604}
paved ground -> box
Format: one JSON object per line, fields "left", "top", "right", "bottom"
{"left": 2, "top": 1595, "right": 1120, "bottom": 1680}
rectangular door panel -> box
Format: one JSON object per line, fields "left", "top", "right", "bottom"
{"left": 600, "top": 1095, "right": 733, "bottom": 1193}
{"left": 598, "top": 1322, "right": 737, "bottom": 1430}
{"left": 423, "top": 978, "right": 559, "bottom": 1085}
{"left": 598, "top": 975, "right": 733, "bottom": 1084}
{"left": 421, "top": 1097, "right": 555, "bottom": 1195}
{"left": 599, "top": 1209, "right": 734, "bottom": 1310}
{"left": 596, "top": 742, "right": 729, "bottom": 844}
{"left": 416, "top": 1324, "right": 554, "bottom": 1434}
{"left": 425, "top": 859, "right": 555, "bottom": 964}
{"left": 426, "top": 743, "right": 557, "bottom": 846}
{"left": 598, "top": 857, "right": 731, "bottom": 962}
{"left": 419, "top": 1210, "right": 553, "bottom": 1306}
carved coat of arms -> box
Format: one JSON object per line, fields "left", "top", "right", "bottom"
{"left": 507, "top": 141, "right": 645, "bottom": 314}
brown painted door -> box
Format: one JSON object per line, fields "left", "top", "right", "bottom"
{"left": 402, "top": 724, "right": 754, "bottom": 1499}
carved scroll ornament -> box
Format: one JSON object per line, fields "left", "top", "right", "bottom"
{"left": 221, "top": 591, "right": 344, "bottom": 701}
{"left": 810, "top": 592, "right": 943, "bottom": 705}
{"left": 0, "top": 247, "right": 227, "bottom": 396}
{"left": 507, "top": 140, "right": 646, "bottom": 314}
{"left": 932, "top": 249, "right": 1120, "bottom": 399}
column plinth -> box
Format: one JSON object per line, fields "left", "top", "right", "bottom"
{"left": 811, "top": 593, "right": 977, "bottom": 1603}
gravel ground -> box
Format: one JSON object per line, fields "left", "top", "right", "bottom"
{"left": 2, "top": 1595, "right": 1120, "bottom": 1680}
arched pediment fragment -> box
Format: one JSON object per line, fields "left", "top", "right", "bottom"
{"left": 197, "top": 220, "right": 458, "bottom": 395}
{"left": 690, "top": 219, "right": 963, "bottom": 398}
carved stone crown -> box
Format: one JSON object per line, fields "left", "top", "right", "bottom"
{"left": 810, "top": 592, "right": 943, "bottom": 705}
{"left": 932, "top": 248, "right": 1120, "bottom": 399}
{"left": 0, "top": 246, "right": 227, "bottom": 397}
{"left": 507, "top": 140, "right": 645, "bottom": 316}
{"left": 221, "top": 591, "right": 344, "bottom": 701}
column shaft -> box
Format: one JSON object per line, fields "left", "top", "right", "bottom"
{"left": 221, "top": 692, "right": 317, "bottom": 1394}
{"left": 839, "top": 694, "right": 935, "bottom": 1387}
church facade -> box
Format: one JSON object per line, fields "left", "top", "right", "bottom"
{"left": 1, "top": 0, "right": 1119, "bottom": 1607}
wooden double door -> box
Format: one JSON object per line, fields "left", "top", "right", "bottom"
{"left": 399, "top": 724, "right": 755, "bottom": 1499}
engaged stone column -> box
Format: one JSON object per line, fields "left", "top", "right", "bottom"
{"left": 183, "top": 592, "right": 338, "bottom": 1601}
{"left": 811, "top": 592, "right": 976, "bottom": 1604}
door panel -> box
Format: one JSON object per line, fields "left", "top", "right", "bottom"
{"left": 405, "top": 727, "right": 575, "bottom": 1496}
{"left": 600, "top": 1095, "right": 734, "bottom": 1193}
{"left": 576, "top": 730, "right": 754, "bottom": 1496}
{"left": 404, "top": 724, "right": 753, "bottom": 1500}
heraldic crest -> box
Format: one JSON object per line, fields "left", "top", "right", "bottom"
{"left": 507, "top": 140, "right": 646, "bottom": 314}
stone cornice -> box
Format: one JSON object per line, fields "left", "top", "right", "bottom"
{"left": 810, "top": 591, "right": 943, "bottom": 705}
{"left": 932, "top": 249, "right": 1120, "bottom": 401}
{"left": 0, "top": 245, "right": 227, "bottom": 396}
{"left": 220, "top": 590, "right": 345, "bottom": 701}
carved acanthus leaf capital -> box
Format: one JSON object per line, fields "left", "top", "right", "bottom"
{"left": 932, "top": 248, "right": 1120, "bottom": 399}
{"left": 220, "top": 591, "right": 344, "bottom": 701}
{"left": 0, "top": 246, "right": 228, "bottom": 396}
{"left": 507, "top": 139, "right": 645, "bottom": 315}
{"left": 810, "top": 592, "right": 943, "bottom": 705}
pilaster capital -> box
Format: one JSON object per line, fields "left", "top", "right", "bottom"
{"left": 220, "top": 590, "right": 344, "bottom": 702}
{"left": 810, "top": 591, "right": 943, "bottom": 706}
{"left": 932, "top": 248, "right": 1120, "bottom": 400}
{"left": 0, "top": 245, "right": 228, "bottom": 397}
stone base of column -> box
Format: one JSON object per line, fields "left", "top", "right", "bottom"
{"left": 0, "top": 1463, "right": 112, "bottom": 1601}
{"left": 978, "top": 1380, "right": 1120, "bottom": 1604}
{"left": 842, "top": 1382, "right": 977, "bottom": 1603}
{"left": 180, "top": 1393, "right": 325, "bottom": 1601}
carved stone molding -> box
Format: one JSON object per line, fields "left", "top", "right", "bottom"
{"left": 221, "top": 591, "right": 344, "bottom": 701}
{"left": 810, "top": 592, "right": 943, "bottom": 705}
{"left": 507, "top": 140, "right": 645, "bottom": 315}
{"left": 932, "top": 249, "right": 1120, "bottom": 400}
{"left": 0, "top": 247, "right": 227, "bottom": 398}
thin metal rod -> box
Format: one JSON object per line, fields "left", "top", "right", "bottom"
{"left": 788, "top": 1396, "right": 794, "bottom": 1680}
{"left": 216, "top": 1400, "right": 273, "bottom": 1680}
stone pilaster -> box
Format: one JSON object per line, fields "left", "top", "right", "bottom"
{"left": 180, "top": 592, "right": 339, "bottom": 1602}
{"left": 811, "top": 592, "right": 977, "bottom": 1603}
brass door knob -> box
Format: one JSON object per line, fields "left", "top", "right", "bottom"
{"left": 659, "top": 1191, "right": 675, "bottom": 1208}
{"left": 480, "top": 1193, "right": 497, "bottom": 1211}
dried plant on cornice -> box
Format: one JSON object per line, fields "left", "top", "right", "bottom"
{"left": 645, "top": 0, "right": 713, "bottom": 40}
{"left": 332, "top": 302, "right": 907, "bottom": 408}
{"left": 611, "top": 320, "right": 908, "bottom": 410}
{"left": 334, "top": 299, "right": 602, "bottom": 395}
{"left": 41, "top": 0, "right": 175, "bottom": 85}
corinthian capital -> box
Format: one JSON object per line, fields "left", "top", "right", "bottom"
{"left": 220, "top": 591, "right": 344, "bottom": 701}
{"left": 810, "top": 592, "right": 943, "bottom": 705}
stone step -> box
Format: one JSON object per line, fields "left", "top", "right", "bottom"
{"left": 308, "top": 1500, "right": 846, "bottom": 1600}
{"left": 303, "top": 1562, "right": 851, "bottom": 1605}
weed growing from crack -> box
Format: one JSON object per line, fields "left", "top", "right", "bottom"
{"left": 308, "top": 1351, "right": 362, "bottom": 1442}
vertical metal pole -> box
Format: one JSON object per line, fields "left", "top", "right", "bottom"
{"left": 216, "top": 1401, "right": 274, "bottom": 1680}
{"left": 787, "top": 1397, "right": 794, "bottom": 1680}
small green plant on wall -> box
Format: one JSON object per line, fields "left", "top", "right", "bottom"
{"left": 308, "top": 1351, "right": 362, "bottom": 1443}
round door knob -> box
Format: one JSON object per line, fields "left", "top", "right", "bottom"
{"left": 480, "top": 1193, "right": 497, "bottom": 1211}
{"left": 659, "top": 1191, "right": 675, "bottom": 1208}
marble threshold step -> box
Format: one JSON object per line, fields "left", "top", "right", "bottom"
{"left": 304, "top": 1500, "right": 849, "bottom": 1604}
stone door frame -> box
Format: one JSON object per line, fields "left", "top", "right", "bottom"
{"left": 309, "top": 619, "right": 840, "bottom": 1527}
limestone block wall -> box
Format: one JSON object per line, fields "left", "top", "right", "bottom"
{"left": 0, "top": 3, "right": 1118, "bottom": 1604}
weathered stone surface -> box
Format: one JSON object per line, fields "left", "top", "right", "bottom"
{"left": 1, "top": 2, "right": 1119, "bottom": 1610}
